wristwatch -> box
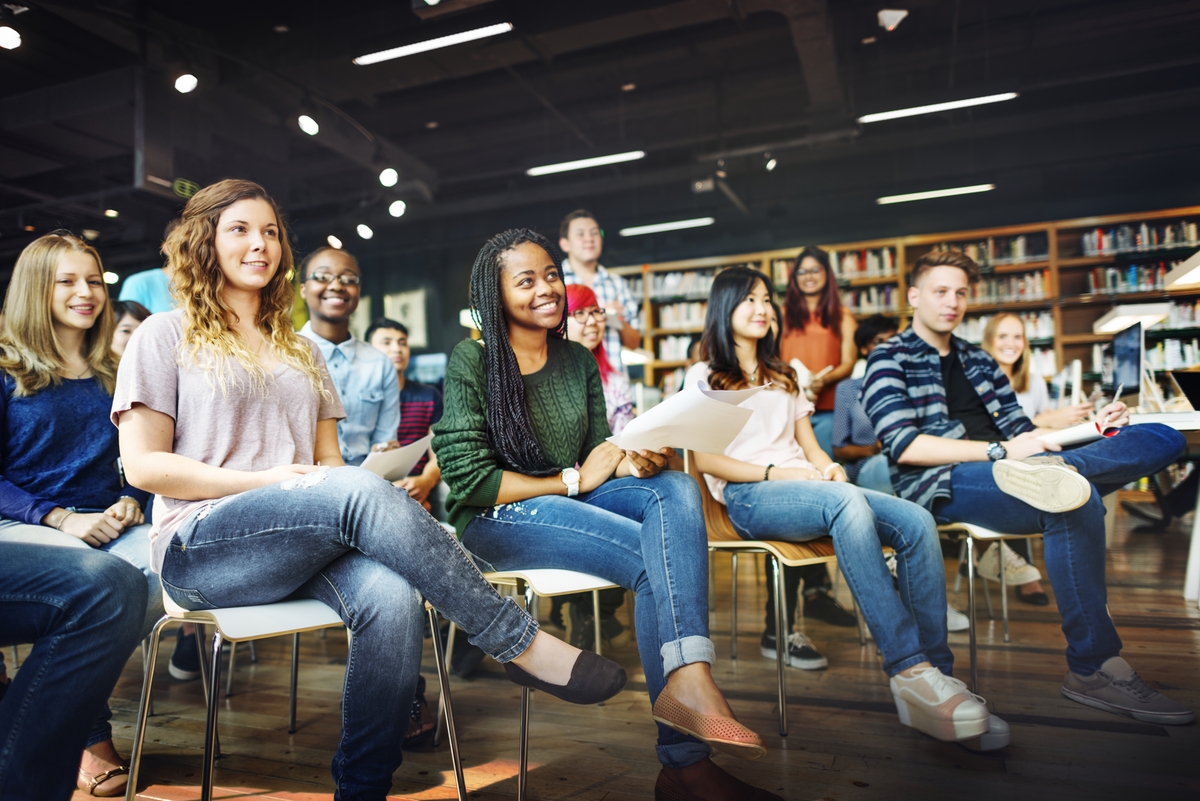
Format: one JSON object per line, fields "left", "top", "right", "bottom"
{"left": 986, "top": 441, "right": 1007, "bottom": 462}
{"left": 561, "top": 467, "right": 581, "bottom": 497}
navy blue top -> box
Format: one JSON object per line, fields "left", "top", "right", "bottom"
{"left": 0, "top": 374, "right": 149, "bottom": 524}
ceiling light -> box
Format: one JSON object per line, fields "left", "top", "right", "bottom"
{"left": 619, "top": 217, "right": 715, "bottom": 237}
{"left": 862, "top": 36, "right": 877, "bottom": 45}
{"left": 327, "top": 235, "right": 343, "bottom": 249}
{"left": 379, "top": 167, "right": 399, "bottom": 187}
{"left": 1093, "top": 303, "right": 1171, "bottom": 334}
{"left": 104, "top": 209, "right": 119, "bottom": 218}
{"left": 878, "top": 9, "right": 909, "bottom": 31}
{"left": 81, "top": 229, "right": 100, "bottom": 241}
{"left": 0, "top": 26, "right": 20, "bottom": 50}
{"left": 425, "top": 121, "right": 439, "bottom": 129}
{"left": 858, "top": 92, "right": 1018, "bottom": 124}
{"left": 876, "top": 184, "right": 994, "bottom": 205}
{"left": 273, "top": 24, "right": 290, "bottom": 33}
{"left": 389, "top": 200, "right": 407, "bottom": 218}
{"left": 765, "top": 159, "right": 777, "bottom": 171}
{"left": 353, "top": 22, "right": 513, "bottom": 65}
{"left": 174, "top": 73, "right": 198, "bottom": 93}
{"left": 1164, "top": 249, "right": 1200, "bottom": 288}
{"left": 424, "top": 0, "right": 442, "bottom": 5}
{"left": 103, "top": 271, "right": 119, "bottom": 284}
{"left": 527, "top": 150, "right": 645, "bottom": 177}
{"left": 298, "top": 114, "right": 320, "bottom": 135}
{"left": 357, "top": 224, "right": 373, "bottom": 240}
{"left": 621, "top": 83, "right": 637, "bottom": 92}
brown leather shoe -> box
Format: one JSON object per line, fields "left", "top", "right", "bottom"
{"left": 655, "top": 758, "right": 783, "bottom": 801}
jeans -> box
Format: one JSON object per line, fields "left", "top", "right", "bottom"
{"left": 160, "top": 467, "right": 536, "bottom": 801}
{"left": 461, "top": 472, "right": 714, "bottom": 769}
{"left": 810, "top": 410, "right": 834, "bottom": 459}
{"left": 0, "top": 518, "right": 162, "bottom": 747}
{"left": 0, "top": 543, "right": 147, "bottom": 801}
{"left": 854, "top": 453, "right": 895, "bottom": 495}
{"left": 931, "top": 422, "right": 1186, "bottom": 674}
{"left": 723, "top": 481, "right": 951, "bottom": 677}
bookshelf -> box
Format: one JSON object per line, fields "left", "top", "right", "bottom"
{"left": 613, "top": 205, "right": 1200, "bottom": 394}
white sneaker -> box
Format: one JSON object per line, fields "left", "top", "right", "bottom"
{"left": 946, "top": 604, "right": 970, "bottom": 632}
{"left": 993, "top": 455, "right": 1091, "bottom": 513}
{"left": 976, "top": 542, "right": 1041, "bottom": 586}
{"left": 890, "top": 666, "right": 991, "bottom": 741}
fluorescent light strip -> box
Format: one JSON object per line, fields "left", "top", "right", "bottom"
{"left": 354, "top": 23, "right": 513, "bottom": 65}
{"left": 527, "top": 150, "right": 645, "bottom": 177}
{"left": 858, "top": 92, "right": 1018, "bottom": 124}
{"left": 619, "top": 217, "right": 715, "bottom": 237}
{"left": 876, "top": 184, "right": 995, "bottom": 205}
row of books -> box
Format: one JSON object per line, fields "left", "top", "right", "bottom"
{"left": 659, "top": 367, "right": 688, "bottom": 398}
{"left": 927, "top": 234, "right": 1048, "bottom": 266}
{"left": 658, "top": 335, "right": 696, "bottom": 361}
{"left": 1146, "top": 338, "right": 1200, "bottom": 372}
{"left": 957, "top": 311, "right": 1055, "bottom": 344}
{"left": 844, "top": 285, "right": 899, "bottom": 315}
{"left": 969, "top": 271, "right": 1048, "bottom": 304}
{"left": 1081, "top": 221, "right": 1199, "bottom": 256}
{"left": 1084, "top": 262, "right": 1173, "bottom": 295}
{"left": 1162, "top": 299, "right": 1200, "bottom": 330}
{"left": 830, "top": 248, "right": 896, "bottom": 280}
{"left": 1025, "top": 347, "right": 1057, "bottom": 378}
{"left": 650, "top": 270, "right": 717, "bottom": 299}
{"left": 657, "top": 301, "right": 706, "bottom": 330}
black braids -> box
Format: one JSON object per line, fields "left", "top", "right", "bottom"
{"left": 468, "top": 228, "right": 566, "bottom": 477}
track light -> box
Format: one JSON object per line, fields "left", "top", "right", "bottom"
{"left": 357, "top": 224, "right": 373, "bottom": 240}
{"left": 379, "top": 168, "right": 398, "bottom": 187}
{"left": 389, "top": 200, "right": 407, "bottom": 218}
{"left": 0, "top": 26, "right": 20, "bottom": 50}
{"left": 174, "top": 73, "right": 198, "bottom": 93}
{"left": 298, "top": 114, "right": 320, "bottom": 136}
{"left": 619, "top": 217, "right": 715, "bottom": 237}
{"left": 353, "top": 22, "right": 513, "bottom": 65}
{"left": 327, "top": 235, "right": 343, "bottom": 249}
{"left": 103, "top": 271, "right": 119, "bottom": 284}
{"left": 764, "top": 153, "right": 777, "bottom": 172}
{"left": 878, "top": 9, "right": 908, "bottom": 31}
{"left": 876, "top": 184, "right": 995, "bottom": 205}
{"left": 858, "top": 92, "right": 1018, "bottom": 124}
{"left": 526, "top": 150, "right": 645, "bottom": 177}
{"left": 104, "top": 209, "right": 119, "bottom": 218}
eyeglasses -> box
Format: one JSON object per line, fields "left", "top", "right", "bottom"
{"left": 569, "top": 308, "right": 608, "bottom": 323}
{"left": 793, "top": 267, "right": 824, "bottom": 278}
{"left": 307, "top": 272, "right": 361, "bottom": 286}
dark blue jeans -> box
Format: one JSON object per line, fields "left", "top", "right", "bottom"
{"left": 462, "top": 472, "right": 714, "bottom": 769}
{"left": 931, "top": 423, "right": 1186, "bottom": 674}
{"left": 160, "top": 467, "right": 537, "bottom": 801}
{"left": 0, "top": 544, "right": 147, "bottom": 801}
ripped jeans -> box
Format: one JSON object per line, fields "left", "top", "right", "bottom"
{"left": 159, "top": 467, "right": 536, "bottom": 801}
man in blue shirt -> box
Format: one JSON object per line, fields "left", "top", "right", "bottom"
{"left": 118, "top": 220, "right": 178, "bottom": 313}
{"left": 863, "top": 249, "right": 1192, "bottom": 726}
{"left": 298, "top": 247, "right": 399, "bottom": 465}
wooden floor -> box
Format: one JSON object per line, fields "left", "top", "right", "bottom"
{"left": 73, "top": 498, "right": 1199, "bottom": 800}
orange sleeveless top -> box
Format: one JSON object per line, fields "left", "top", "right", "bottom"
{"left": 779, "top": 318, "right": 841, "bottom": 411}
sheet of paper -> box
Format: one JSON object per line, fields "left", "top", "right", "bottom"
{"left": 1037, "top": 421, "right": 1118, "bottom": 447}
{"left": 359, "top": 433, "right": 434, "bottom": 481}
{"left": 608, "top": 381, "right": 766, "bottom": 453}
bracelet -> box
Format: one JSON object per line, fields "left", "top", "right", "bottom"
{"left": 822, "top": 463, "right": 844, "bottom": 479}
{"left": 55, "top": 511, "right": 75, "bottom": 531}
{"left": 764, "top": 464, "right": 775, "bottom": 481}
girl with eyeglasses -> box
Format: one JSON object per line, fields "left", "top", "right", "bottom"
{"left": 565, "top": 283, "right": 634, "bottom": 435}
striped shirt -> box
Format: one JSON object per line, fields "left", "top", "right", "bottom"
{"left": 561, "top": 260, "right": 641, "bottom": 374}
{"left": 861, "top": 327, "right": 1034, "bottom": 510}
{"left": 398, "top": 381, "right": 443, "bottom": 476}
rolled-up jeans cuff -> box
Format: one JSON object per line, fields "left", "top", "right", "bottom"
{"left": 661, "top": 635, "right": 715, "bottom": 676}
{"left": 656, "top": 740, "right": 712, "bottom": 769}
{"left": 468, "top": 596, "right": 539, "bottom": 663}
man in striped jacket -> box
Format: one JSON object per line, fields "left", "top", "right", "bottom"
{"left": 862, "top": 249, "right": 1192, "bottom": 726}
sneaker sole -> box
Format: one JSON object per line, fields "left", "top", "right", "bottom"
{"left": 1061, "top": 686, "right": 1197, "bottom": 725}
{"left": 892, "top": 691, "right": 990, "bottom": 741}
{"left": 168, "top": 661, "right": 202, "bottom": 681}
{"left": 759, "top": 645, "right": 829, "bottom": 670}
{"left": 993, "top": 460, "right": 1091, "bottom": 513}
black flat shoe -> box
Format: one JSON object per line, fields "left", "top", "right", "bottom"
{"left": 1015, "top": 587, "right": 1050, "bottom": 606}
{"left": 503, "top": 649, "right": 627, "bottom": 705}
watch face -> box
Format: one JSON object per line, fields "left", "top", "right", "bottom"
{"left": 563, "top": 468, "right": 580, "bottom": 482}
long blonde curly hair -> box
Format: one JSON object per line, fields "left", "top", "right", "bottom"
{"left": 0, "top": 232, "right": 118, "bottom": 397}
{"left": 165, "top": 179, "right": 323, "bottom": 395}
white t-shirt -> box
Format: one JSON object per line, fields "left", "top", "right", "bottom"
{"left": 683, "top": 362, "right": 815, "bottom": 504}
{"left": 1015, "top": 375, "right": 1051, "bottom": 421}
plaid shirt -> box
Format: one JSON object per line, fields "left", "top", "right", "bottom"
{"left": 561, "top": 260, "right": 641, "bottom": 373}
{"left": 862, "top": 327, "right": 1035, "bottom": 510}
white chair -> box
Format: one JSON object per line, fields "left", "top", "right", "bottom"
{"left": 437, "top": 568, "right": 620, "bottom": 801}
{"left": 938, "top": 523, "right": 1044, "bottom": 692}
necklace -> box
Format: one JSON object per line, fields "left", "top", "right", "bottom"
{"left": 745, "top": 362, "right": 760, "bottom": 384}
{"left": 63, "top": 364, "right": 91, "bottom": 379}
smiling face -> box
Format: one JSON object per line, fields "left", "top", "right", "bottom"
{"left": 909, "top": 265, "right": 969, "bottom": 336}
{"left": 111, "top": 313, "right": 142, "bottom": 356}
{"left": 793, "top": 255, "right": 827, "bottom": 296}
{"left": 559, "top": 217, "right": 602, "bottom": 265}
{"left": 566, "top": 303, "right": 606, "bottom": 351}
{"left": 990, "top": 315, "right": 1026, "bottom": 367}
{"left": 213, "top": 197, "right": 282, "bottom": 297}
{"left": 369, "top": 326, "right": 410, "bottom": 375}
{"left": 302, "top": 249, "right": 361, "bottom": 323}
{"left": 50, "top": 250, "right": 106, "bottom": 335}
{"left": 730, "top": 276, "right": 773, "bottom": 346}
{"left": 499, "top": 241, "right": 564, "bottom": 332}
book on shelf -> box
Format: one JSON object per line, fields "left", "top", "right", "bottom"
{"left": 1081, "top": 220, "right": 1199, "bottom": 256}
{"left": 1084, "top": 263, "right": 1172, "bottom": 294}
{"left": 831, "top": 248, "right": 896, "bottom": 280}
{"left": 657, "top": 301, "right": 706, "bottom": 330}
{"left": 928, "top": 233, "right": 1048, "bottom": 267}
{"left": 651, "top": 270, "right": 718, "bottom": 299}
{"left": 844, "top": 284, "right": 898, "bottom": 315}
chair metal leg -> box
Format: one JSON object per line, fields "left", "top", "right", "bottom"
{"left": 953, "top": 538, "right": 967, "bottom": 593}
{"left": 288, "top": 632, "right": 300, "bottom": 734}
{"left": 249, "top": 641, "right": 257, "bottom": 662}
{"left": 999, "top": 543, "right": 1011, "bottom": 643}
{"left": 592, "top": 589, "right": 603, "bottom": 655}
{"left": 849, "top": 565, "right": 866, "bottom": 647}
{"left": 427, "top": 607, "right": 467, "bottom": 801}
{"left": 202, "top": 631, "right": 224, "bottom": 801}
{"left": 125, "top": 617, "right": 170, "bottom": 801}
{"left": 967, "top": 537, "right": 978, "bottom": 693}
{"left": 225, "top": 641, "right": 236, "bottom": 697}
{"left": 8, "top": 644, "right": 16, "bottom": 668}
{"left": 435, "top": 620, "right": 458, "bottom": 747}
{"left": 518, "top": 584, "right": 537, "bottom": 801}
{"left": 729, "top": 552, "right": 738, "bottom": 660}
{"left": 772, "top": 557, "right": 789, "bottom": 737}
{"left": 141, "top": 639, "right": 155, "bottom": 717}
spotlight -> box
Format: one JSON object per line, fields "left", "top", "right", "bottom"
{"left": 174, "top": 73, "right": 198, "bottom": 93}
{"left": 327, "top": 235, "right": 343, "bottom": 249}
{"left": 0, "top": 26, "right": 20, "bottom": 50}
{"left": 104, "top": 209, "right": 119, "bottom": 218}
{"left": 389, "top": 200, "right": 407, "bottom": 218}
{"left": 298, "top": 114, "right": 320, "bottom": 136}
{"left": 357, "top": 224, "right": 373, "bottom": 240}
{"left": 103, "top": 271, "right": 119, "bottom": 284}
{"left": 379, "top": 168, "right": 399, "bottom": 187}
{"left": 764, "top": 153, "right": 777, "bottom": 172}
{"left": 878, "top": 9, "right": 908, "bottom": 31}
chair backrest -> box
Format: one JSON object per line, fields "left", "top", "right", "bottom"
{"left": 683, "top": 450, "right": 742, "bottom": 543}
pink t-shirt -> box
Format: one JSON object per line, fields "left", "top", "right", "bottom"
{"left": 683, "top": 362, "right": 815, "bottom": 504}
{"left": 110, "top": 310, "right": 344, "bottom": 572}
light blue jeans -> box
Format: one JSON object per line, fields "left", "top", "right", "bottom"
{"left": 809, "top": 410, "right": 834, "bottom": 459}
{"left": 0, "top": 517, "right": 162, "bottom": 747}
{"left": 854, "top": 453, "right": 895, "bottom": 495}
{"left": 462, "top": 472, "right": 715, "bottom": 770}
{"left": 722, "top": 481, "right": 951, "bottom": 677}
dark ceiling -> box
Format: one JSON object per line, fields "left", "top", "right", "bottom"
{"left": 2, "top": 0, "right": 1199, "bottom": 282}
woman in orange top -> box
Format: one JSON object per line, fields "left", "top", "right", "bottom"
{"left": 779, "top": 246, "right": 857, "bottom": 459}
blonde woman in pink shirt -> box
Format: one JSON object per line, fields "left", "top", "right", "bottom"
{"left": 686, "top": 267, "right": 1008, "bottom": 748}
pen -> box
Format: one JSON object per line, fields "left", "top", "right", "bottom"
{"left": 1101, "top": 383, "right": 1124, "bottom": 429}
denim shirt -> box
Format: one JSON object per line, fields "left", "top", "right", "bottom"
{"left": 861, "top": 327, "right": 1035, "bottom": 510}
{"left": 299, "top": 323, "right": 400, "bottom": 466}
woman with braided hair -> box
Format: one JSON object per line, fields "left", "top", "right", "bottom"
{"left": 434, "top": 229, "right": 780, "bottom": 801}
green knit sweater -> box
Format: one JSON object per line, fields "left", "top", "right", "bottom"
{"left": 433, "top": 336, "right": 613, "bottom": 535}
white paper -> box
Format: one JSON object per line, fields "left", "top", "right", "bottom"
{"left": 359, "top": 433, "right": 434, "bottom": 481}
{"left": 1036, "top": 421, "right": 1117, "bottom": 447}
{"left": 608, "top": 381, "right": 766, "bottom": 453}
